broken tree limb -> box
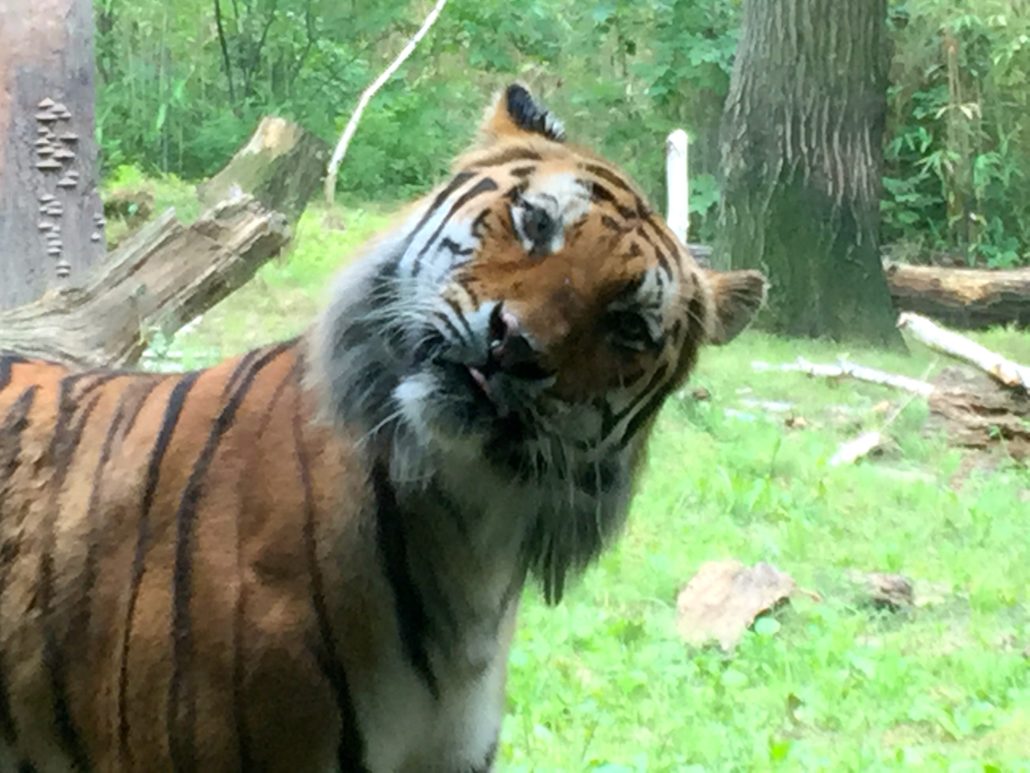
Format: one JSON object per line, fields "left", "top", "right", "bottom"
{"left": 898, "top": 312, "right": 1030, "bottom": 392}
{"left": 199, "top": 116, "right": 328, "bottom": 221}
{"left": 684, "top": 245, "right": 1030, "bottom": 329}
{"left": 753, "top": 326, "right": 1030, "bottom": 458}
{"left": 885, "top": 262, "right": 1030, "bottom": 330}
{"left": 829, "top": 431, "right": 885, "bottom": 467}
{"left": 0, "top": 115, "right": 325, "bottom": 369}
{"left": 752, "top": 358, "right": 936, "bottom": 397}
{"left": 323, "top": 0, "right": 448, "bottom": 209}
{"left": 0, "top": 196, "right": 290, "bottom": 368}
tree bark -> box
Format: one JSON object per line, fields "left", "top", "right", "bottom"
{"left": 198, "top": 116, "right": 328, "bottom": 221}
{"left": 0, "top": 0, "right": 104, "bottom": 309}
{"left": 886, "top": 263, "right": 1030, "bottom": 330}
{"left": 718, "top": 0, "right": 901, "bottom": 346}
{"left": 0, "top": 197, "right": 290, "bottom": 368}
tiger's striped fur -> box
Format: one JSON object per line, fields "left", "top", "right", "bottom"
{"left": 0, "top": 84, "right": 765, "bottom": 772}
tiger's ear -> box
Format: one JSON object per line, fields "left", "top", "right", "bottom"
{"left": 480, "top": 83, "right": 566, "bottom": 145}
{"left": 703, "top": 269, "right": 768, "bottom": 345}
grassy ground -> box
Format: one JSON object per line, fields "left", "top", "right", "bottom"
{"left": 147, "top": 195, "right": 1028, "bottom": 771}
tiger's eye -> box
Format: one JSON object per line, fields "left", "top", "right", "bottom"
{"left": 607, "top": 311, "right": 653, "bottom": 351}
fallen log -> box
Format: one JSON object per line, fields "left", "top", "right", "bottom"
{"left": 0, "top": 196, "right": 290, "bottom": 368}
{"left": 686, "top": 244, "right": 1030, "bottom": 329}
{"left": 885, "top": 263, "right": 1030, "bottom": 330}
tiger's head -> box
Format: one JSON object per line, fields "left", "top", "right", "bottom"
{"left": 316, "top": 84, "right": 765, "bottom": 598}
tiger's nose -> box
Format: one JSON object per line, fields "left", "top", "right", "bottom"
{"left": 488, "top": 304, "right": 549, "bottom": 380}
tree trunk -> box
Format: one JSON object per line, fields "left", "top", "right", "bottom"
{"left": 0, "top": 197, "right": 290, "bottom": 368}
{"left": 718, "top": 0, "right": 901, "bottom": 346}
{"left": 0, "top": 0, "right": 104, "bottom": 309}
{"left": 886, "top": 263, "right": 1030, "bottom": 330}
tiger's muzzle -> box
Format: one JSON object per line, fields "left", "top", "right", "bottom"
{"left": 463, "top": 303, "right": 554, "bottom": 417}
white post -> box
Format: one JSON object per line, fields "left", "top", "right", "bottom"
{"left": 665, "top": 129, "right": 689, "bottom": 245}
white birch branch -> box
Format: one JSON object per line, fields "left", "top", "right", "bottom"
{"left": 752, "top": 358, "right": 937, "bottom": 398}
{"left": 897, "top": 311, "right": 1030, "bottom": 392}
{"left": 323, "top": 0, "right": 448, "bottom": 207}
{"left": 665, "top": 129, "right": 689, "bottom": 245}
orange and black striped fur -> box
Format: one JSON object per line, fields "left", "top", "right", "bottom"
{"left": 0, "top": 85, "right": 765, "bottom": 771}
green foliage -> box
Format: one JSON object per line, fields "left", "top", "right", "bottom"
{"left": 162, "top": 205, "right": 1030, "bottom": 769}
{"left": 884, "top": 0, "right": 1030, "bottom": 266}
{"left": 95, "top": 0, "right": 1029, "bottom": 264}
{"left": 94, "top": 0, "right": 742, "bottom": 231}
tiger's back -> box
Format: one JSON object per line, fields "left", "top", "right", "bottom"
{"left": 0, "top": 344, "right": 385, "bottom": 771}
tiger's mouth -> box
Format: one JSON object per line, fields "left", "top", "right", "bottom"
{"left": 462, "top": 345, "right": 554, "bottom": 417}
{"left": 415, "top": 311, "right": 556, "bottom": 421}
{"left": 434, "top": 354, "right": 553, "bottom": 421}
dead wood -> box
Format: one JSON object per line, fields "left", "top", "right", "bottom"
{"left": 0, "top": 196, "right": 290, "bottom": 368}
{"left": 754, "top": 318, "right": 1030, "bottom": 458}
{"left": 898, "top": 312, "right": 1030, "bottom": 391}
{"left": 886, "top": 262, "right": 1030, "bottom": 330}
{"left": 2, "top": 116, "right": 326, "bottom": 368}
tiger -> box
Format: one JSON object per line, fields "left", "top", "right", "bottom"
{"left": 0, "top": 84, "right": 765, "bottom": 772}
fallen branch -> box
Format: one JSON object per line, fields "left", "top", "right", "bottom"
{"left": 752, "top": 358, "right": 936, "bottom": 397}
{"left": 898, "top": 312, "right": 1030, "bottom": 392}
{"left": 0, "top": 196, "right": 290, "bottom": 368}
{"left": 829, "top": 431, "right": 885, "bottom": 467}
{"left": 1, "top": 117, "right": 324, "bottom": 369}
{"left": 752, "top": 319, "right": 1030, "bottom": 458}
{"left": 828, "top": 377, "right": 928, "bottom": 467}
{"left": 323, "top": 0, "right": 448, "bottom": 209}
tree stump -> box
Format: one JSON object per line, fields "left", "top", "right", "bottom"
{"left": 199, "top": 116, "right": 328, "bottom": 221}
{"left": 0, "top": 196, "right": 290, "bottom": 368}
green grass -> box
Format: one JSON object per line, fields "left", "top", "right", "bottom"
{"left": 161, "top": 203, "right": 1029, "bottom": 772}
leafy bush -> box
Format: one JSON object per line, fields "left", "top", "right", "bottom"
{"left": 884, "top": 0, "right": 1030, "bottom": 266}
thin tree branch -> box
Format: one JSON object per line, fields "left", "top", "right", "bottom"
{"left": 324, "top": 0, "right": 449, "bottom": 207}
{"left": 241, "top": 0, "right": 279, "bottom": 99}
{"left": 214, "top": 0, "right": 237, "bottom": 104}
